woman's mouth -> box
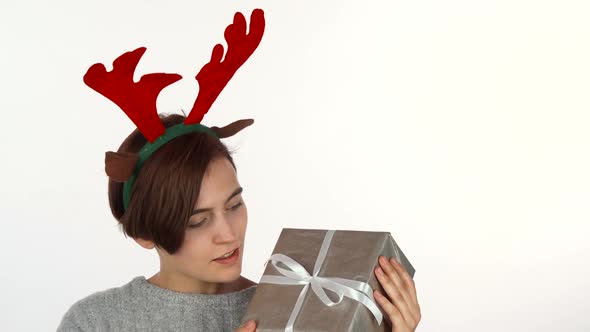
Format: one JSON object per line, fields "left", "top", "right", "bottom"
{"left": 213, "top": 247, "right": 240, "bottom": 264}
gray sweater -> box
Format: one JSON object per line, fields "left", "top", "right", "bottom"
{"left": 56, "top": 276, "right": 257, "bottom": 332}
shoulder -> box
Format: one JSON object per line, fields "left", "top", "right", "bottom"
{"left": 57, "top": 278, "right": 137, "bottom": 331}
{"left": 56, "top": 293, "right": 102, "bottom": 331}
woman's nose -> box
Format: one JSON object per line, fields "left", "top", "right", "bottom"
{"left": 212, "top": 213, "right": 238, "bottom": 242}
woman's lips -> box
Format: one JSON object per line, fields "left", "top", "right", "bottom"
{"left": 213, "top": 247, "right": 240, "bottom": 264}
{"left": 213, "top": 247, "right": 239, "bottom": 260}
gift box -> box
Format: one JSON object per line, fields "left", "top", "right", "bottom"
{"left": 240, "top": 228, "right": 415, "bottom": 332}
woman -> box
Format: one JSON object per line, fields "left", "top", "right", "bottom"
{"left": 58, "top": 9, "right": 421, "bottom": 331}
{"left": 57, "top": 115, "right": 421, "bottom": 332}
{"left": 57, "top": 113, "right": 258, "bottom": 331}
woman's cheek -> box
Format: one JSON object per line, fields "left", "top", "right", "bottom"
{"left": 228, "top": 206, "right": 247, "bottom": 234}
{"left": 241, "top": 205, "right": 248, "bottom": 226}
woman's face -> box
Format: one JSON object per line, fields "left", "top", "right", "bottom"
{"left": 153, "top": 157, "right": 248, "bottom": 292}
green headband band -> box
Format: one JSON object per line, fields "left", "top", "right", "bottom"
{"left": 122, "top": 123, "right": 219, "bottom": 211}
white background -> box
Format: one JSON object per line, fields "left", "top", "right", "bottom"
{"left": 1, "top": 0, "right": 589, "bottom": 331}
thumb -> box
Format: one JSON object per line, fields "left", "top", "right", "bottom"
{"left": 236, "top": 320, "right": 256, "bottom": 332}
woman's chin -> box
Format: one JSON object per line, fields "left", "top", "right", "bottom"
{"left": 216, "top": 267, "right": 241, "bottom": 281}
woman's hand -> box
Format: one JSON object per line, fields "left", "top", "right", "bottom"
{"left": 235, "top": 320, "right": 256, "bottom": 332}
{"left": 374, "top": 256, "right": 421, "bottom": 332}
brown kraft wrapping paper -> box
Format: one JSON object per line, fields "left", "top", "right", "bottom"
{"left": 240, "top": 228, "right": 415, "bottom": 332}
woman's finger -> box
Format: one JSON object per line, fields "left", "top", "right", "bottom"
{"left": 375, "top": 264, "right": 417, "bottom": 328}
{"left": 373, "top": 290, "right": 410, "bottom": 332}
{"left": 378, "top": 257, "right": 412, "bottom": 305}
{"left": 390, "top": 258, "right": 418, "bottom": 303}
{"left": 390, "top": 257, "right": 421, "bottom": 318}
{"left": 235, "top": 320, "right": 257, "bottom": 332}
{"left": 378, "top": 256, "right": 417, "bottom": 322}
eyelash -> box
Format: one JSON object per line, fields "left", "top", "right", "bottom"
{"left": 188, "top": 201, "right": 243, "bottom": 228}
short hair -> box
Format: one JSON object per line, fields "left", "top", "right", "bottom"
{"left": 108, "top": 113, "right": 236, "bottom": 254}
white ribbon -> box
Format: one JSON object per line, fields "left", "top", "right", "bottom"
{"left": 259, "top": 230, "right": 383, "bottom": 332}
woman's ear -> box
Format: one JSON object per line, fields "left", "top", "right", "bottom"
{"left": 134, "top": 237, "right": 156, "bottom": 250}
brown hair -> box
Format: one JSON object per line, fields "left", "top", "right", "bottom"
{"left": 108, "top": 113, "right": 236, "bottom": 255}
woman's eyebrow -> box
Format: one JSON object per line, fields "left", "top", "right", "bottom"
{"left": 190, "top": 187, "right": 243, "bottom": 216}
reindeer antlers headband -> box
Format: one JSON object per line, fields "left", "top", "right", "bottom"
{"left": 83, "top": 9, "right": 265, "bottom": 211}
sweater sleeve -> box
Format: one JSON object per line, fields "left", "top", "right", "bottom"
{"left": 56, "top": 302, "right": 89, "bottom": 332}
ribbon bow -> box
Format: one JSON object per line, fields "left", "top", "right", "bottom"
{"left": 259, "top": 230, "right": 383, "bottom": 332}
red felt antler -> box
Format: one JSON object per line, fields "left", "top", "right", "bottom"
{"left": 185, "top": 9, "right": 265, "bottom": 124}
{"left": 83, "top": 47, "right": 182, "bottom": 142}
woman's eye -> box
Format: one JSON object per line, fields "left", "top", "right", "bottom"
{"left": 189, "top": 218, "right": 207, "bottom": 228}
{"left": 230, "top": 202, "right": 243, "bottom": 210}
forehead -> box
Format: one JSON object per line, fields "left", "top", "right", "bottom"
{"left": 195, "top": 158, "right": 239, "bottom": 206}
